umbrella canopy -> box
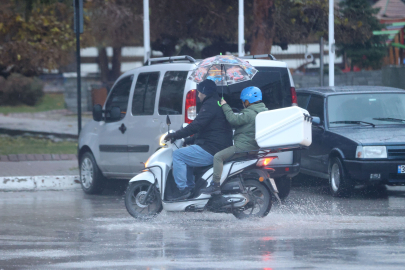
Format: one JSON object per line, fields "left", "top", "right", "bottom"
{"left": 188, "top": 55, "right": 258, "bottom": 86}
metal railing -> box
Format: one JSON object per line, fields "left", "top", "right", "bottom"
{"left": 240, "top": 54, "right": 277, "bottom": 60}
{"left": 146, "top": 55, "right": 196, "bottom": 65}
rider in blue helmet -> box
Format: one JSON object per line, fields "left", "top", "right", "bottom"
{"left": 240, "top": 86, "right": 262, "bottom": 105}
{"left": 201, "top": 86, "right": 268, "bottom": 194}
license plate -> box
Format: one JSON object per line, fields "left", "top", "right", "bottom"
{"left": 398, "top": 165, "right": 405, "bottom": 174}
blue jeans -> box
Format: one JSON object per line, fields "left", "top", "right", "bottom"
{"left": 172, "top": 145, "right": 214, "bottom": 190}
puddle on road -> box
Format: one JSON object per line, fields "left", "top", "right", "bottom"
{"left": 94, "top": 199, "right": 405, "bottom": 233}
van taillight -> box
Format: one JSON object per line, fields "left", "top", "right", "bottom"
{"left": 291, "top": 87, "right": 298, "bottom": 106}
{"left": 185, "top": 89, "right": 197, "bottom": 124}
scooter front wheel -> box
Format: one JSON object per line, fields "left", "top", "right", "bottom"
{"left": 125, "top": 181, "right": 162, "bottom": 220}
{"left": 233, "top": 179, "right": 272, "bottom": 219}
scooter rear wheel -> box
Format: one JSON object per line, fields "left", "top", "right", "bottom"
{"left": 233, "top": 179, "right": 272, "bottom": 219}
{"left": 125, "top": 181, "right": 162, "bottom": 220}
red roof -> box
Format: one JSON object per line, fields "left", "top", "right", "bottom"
{"left": 373, "top": 0, "right": 405, "bottom": 22}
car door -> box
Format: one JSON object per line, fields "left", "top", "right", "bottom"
{"left": 126, "top": 71, "right": 161, "bottom": 173}
{"left": 98, "top": 75, "right": 134, "bottom": 175}
{"left": 301, "top": 94, "right": 326, "bottom": 173}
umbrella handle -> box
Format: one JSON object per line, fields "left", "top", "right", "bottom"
{"left": 218, "top": 97, "right": 224, "bottom": 107}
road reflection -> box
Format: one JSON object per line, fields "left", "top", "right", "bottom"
{"left": 1, "top": 182, "right": 405, "bottom": 269}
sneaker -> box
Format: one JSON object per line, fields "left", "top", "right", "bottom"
{"left": 201, "top": 182, "right": 221, "bottom": 195}
{"left": 169, "top": 188, "right": 191, "bottom": 201}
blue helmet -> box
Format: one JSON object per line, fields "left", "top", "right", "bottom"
{"left": 240, "top": 86, "right": 262, "bottom": 103}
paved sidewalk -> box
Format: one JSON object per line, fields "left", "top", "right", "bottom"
{"left": 0, "top": 110, "right": 92, "bottom": 138}
{"left": 0, "top": 160, "right": 79, "bottom": 177}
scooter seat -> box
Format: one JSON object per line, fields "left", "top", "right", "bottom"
{"left": 225, "top": 152, "right": 257, "bottom": 162}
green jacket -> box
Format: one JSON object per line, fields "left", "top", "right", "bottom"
{"left": 222, "top": 102, "right": 268, "bottom": 151}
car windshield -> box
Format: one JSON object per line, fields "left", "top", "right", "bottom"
{"left": 328, "top": 93, "right": 405, "bottom": 126}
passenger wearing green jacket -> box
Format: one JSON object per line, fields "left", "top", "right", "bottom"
{"left": 201, "top": 86, "right": 268, "bottom": 194}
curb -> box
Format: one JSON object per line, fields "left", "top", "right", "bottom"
{"left": 0, "top": 175, "right": 81, "bottom": 191}
{"left": 0, "top": 154, "right": 77, "bottom": 162}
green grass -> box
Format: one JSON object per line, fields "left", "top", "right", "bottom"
{"left": 0, "top": 93, "right": 65, "bottom": 114}
{"left": 0, "top": 136, "right": 77, "bottom": 155}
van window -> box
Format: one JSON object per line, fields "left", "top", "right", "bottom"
{"left": 220, "top": 67, "right": 291, "bottom": 112}
{"left": 132, "top": 72, "right": 160, "bottom": 115}
{"left": 105, "top": 75, "right": 133, "bottom": 121}
{"left": 158, "top": 71, "right": 188, "bottom": 115}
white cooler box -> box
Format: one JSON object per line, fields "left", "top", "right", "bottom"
{"left": 255, "top": 106, "right": 312, "bottom": 149}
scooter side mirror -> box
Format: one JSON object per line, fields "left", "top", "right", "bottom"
{"left": 166, "top": 115, "right": 171, "bottom": 126}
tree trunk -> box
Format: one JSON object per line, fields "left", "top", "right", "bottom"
{"left": 250, "top": 0, "right": 275, "bottom": 55}
{"left": 98, "top": 48, "right": 109, "bottom": 83}
{"left": 110, "top": 47, "right": 122, "bottom": 81}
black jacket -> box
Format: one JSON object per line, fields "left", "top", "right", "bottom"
{"left": 174, "top": 92, "right": 233, "bottom": 156}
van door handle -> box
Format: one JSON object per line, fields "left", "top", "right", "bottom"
{"left": 119, "top": 123, "right": 127, "bottom": 134}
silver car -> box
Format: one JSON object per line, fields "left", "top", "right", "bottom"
{"left": 78, "top": 55, "right": 300, "bottom": 199}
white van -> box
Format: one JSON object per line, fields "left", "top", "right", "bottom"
{"left": 78, "top": 55, "right": 301, "bottom": 199}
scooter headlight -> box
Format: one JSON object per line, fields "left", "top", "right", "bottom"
{"left": 159, "top": 133, "right": 167, "bottom": 146}
{"left": 159, "top": 130, "right": 175, "bottom": 146}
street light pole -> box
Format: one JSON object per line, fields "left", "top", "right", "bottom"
{"left": 143, "top": 0, "right": 150, "bottom": 63}
{"left": 74, "top": 0, "right": 82, "bottom": 135}
{"left": 320, "top": 37, "right": 324, "bottom": 87}
{"left": 329, "top": 0, "right": 335, "bottom": 86}
{"left": 238, "top": 0, "right": 244, "bottom": 57}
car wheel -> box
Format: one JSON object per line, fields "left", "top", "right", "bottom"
{"left": 274, "top": 176, "right": 292, "bottom": 201}
{"left": 329, "top": 157, "right": 353, "bottom": 197}
{"left": 80, "top": 152, "right": 106, "bottom": 194}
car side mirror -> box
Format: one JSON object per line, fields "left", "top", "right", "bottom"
{"left": 93, "top": 104, "right": 103, "bottom": 122}
{"left": 312, "top": 117, "right": 321, "bottom": 125}
{"left": 109, "top": 106, "right": 121, "bottom": 121}
{"left": 166, "top": 115, "right": 171, "bottom": 126}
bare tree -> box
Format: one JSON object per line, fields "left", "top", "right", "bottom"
{"left": 250, "top": 0, "right": 276, "bottom": 54}
{"left": 84, "top": 0, "right": 143, "bottom": 82}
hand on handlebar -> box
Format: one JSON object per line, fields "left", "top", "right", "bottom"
{"left": 164, "top": 133, "right": 177, "bottom": 143}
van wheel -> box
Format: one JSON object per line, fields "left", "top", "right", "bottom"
{"left": 329, "top": 157, "right": 353, "bottom": 197}
{"left": 274, "top": 176, "right": 291, "bottom": 200}
{"left": 80, "top": 152, "right": 106, "bottom": 194}
{"left": 233, "top": 180, "right": 272, "bottom": 219}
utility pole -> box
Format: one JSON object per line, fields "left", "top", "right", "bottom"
{"left": 143, "top": 0, "right": 150, "bottom": 63}
{"left": 328, "top": 0, "right": 335, "bottom": 86}
{"left": 74, "top": 0, "right": 83, "bottom": 134}
{"left": 238, "top": 0, "right": 245, "bottom": 57}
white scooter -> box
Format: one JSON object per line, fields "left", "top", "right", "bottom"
{"left": 124, "top": 116, "right": 298, "bottom": 220}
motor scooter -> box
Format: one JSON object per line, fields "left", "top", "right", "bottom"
{"left": 124, "top": 116, "right": 296, "bottom": 220}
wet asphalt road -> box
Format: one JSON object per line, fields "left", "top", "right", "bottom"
{"left": 1, "top": 180, "right": 405, "bottom": 270}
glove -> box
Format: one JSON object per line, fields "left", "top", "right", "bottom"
{"left": 164, "top": 133, "right": 177, "bottom": 143}
{"left": 183, "top": 136, "right": 195, "bottom": 147}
